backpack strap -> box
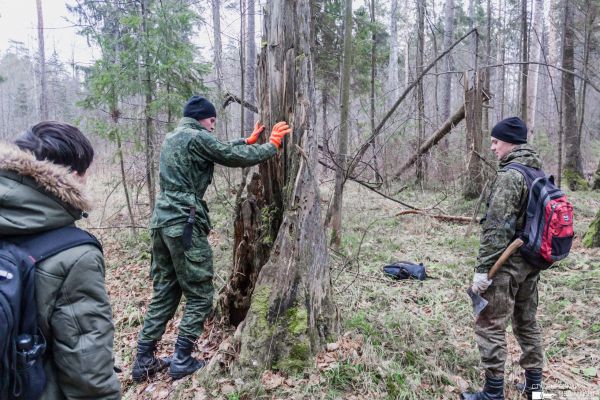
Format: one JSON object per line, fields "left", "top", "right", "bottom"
{"left": 9, "top": 226, "right": 102, "bottom": 264}
{"left": 502, "top": 163, "right": 545, "bottom": 190}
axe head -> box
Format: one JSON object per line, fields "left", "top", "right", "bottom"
{"left": 467, "top": 287, "right": 488, "bottom": 316}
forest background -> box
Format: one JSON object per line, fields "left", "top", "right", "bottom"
{"left": 0, "top": 0, "right": 599, "bottom": 399}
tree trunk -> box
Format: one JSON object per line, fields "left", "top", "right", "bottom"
{"left": 520, "top": 0, "right": 529, "bottom": 123}
{"left": 592, "top": 159, "right": 600, "bottom": 190}
{"left": 230, "top": 0, "right": 338, "bottom": 376}
{"left": 36, "top": 0, "right": 48, "bottom": 120}
{"left": 499, "top": 0, "right": 506, "bottom": 118}
{"left": 369, "top": 0, "right": 379, "bottom": 183}
{"left": 239, "top": 0, "right": 246, "bottom": 137}
{"left": 212, "top": 0, "right": 227, "bottom": 140}
{"left": 463, "top": 71, "right": 485, "bottom": 199}
{"left": 387, "top": 0, "right": 399, "bottom": 109}
{"left": 561, "top": 0, "right": 586, "bottom": 190}
{"left": 245, "top": 0, "right": 257, "bottom": 134}
{"left": 415, "top": 0, "right": 426, "bottom": 185}
{"left": 576, "top": 0, "right": 597, "bottom": 162}
{"left": 441, "top": 0, "right": 454, "bottom": 152}
{"left": 142, "top": 0, "right": 156, "bottom": 210}
{"left": 527, "top": 0, "right": 543, "bottom": 135}
{"left": 583, "top": 208, "right": 600, "bottom": 248}
{"left": 328, "top": 0, "right": 353, "bottom": 249}
{"left": 482, "top": 0, "right": 491, "bottom": 134}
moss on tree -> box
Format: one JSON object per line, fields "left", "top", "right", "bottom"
{"left": 563, "top": 168, "right": 589, "bottom": 191}
{"left": 583, "top": 208, "right": 600, "bottom": 248}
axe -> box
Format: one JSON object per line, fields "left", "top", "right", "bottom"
{"left": 467, "top": 238, "right": 524, "bottom": 316}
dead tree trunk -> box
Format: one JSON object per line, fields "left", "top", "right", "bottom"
{"left": 463, "top": 70, "right": 485, "bottom": 199}
{"left": 520, "top": 0, "right": 529, "bottom": 122}
{"left": 415, "top": 0, "right": 426, "bottom": 184}
{"left": 228, "top": 0, "right": 338, "bottom": 376}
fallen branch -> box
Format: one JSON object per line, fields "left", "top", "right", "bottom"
{"left": 348, "top": 28, "right": 477, "bottom": 175}
{"left": 395, "top": 209, "right": 472, "bottom": 224}
{"left": 394, "top": 104, "right": 466, "bottom": 178}
{"left": 319, "top": 159, "right": 418, "bottom": 210}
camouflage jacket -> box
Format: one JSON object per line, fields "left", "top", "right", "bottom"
{"left": 476, "top": 145, "right": 542, "bottom": 273}
{"left": 150, "top": 117, "right": 277, "bottom": 232}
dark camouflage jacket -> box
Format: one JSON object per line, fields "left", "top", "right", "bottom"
{"left": 476, "top": 145, "right": 542, "bottom": 273}
{"left": 150, "top": 117, "right": 277, "bottom": 233}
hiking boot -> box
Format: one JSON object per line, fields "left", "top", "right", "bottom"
{"left": 168, "top": 336, "right": 206, "bottom": 380}
{"left": 131, "top": 340, "right": 170, "bottom": 382}
{"left": 461, "top": 375, "right": 504, "bottom": 400}
{"left": 516, "top": 369, "right": 543, "bottom": 400}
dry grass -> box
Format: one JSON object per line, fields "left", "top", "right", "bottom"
{"left": 82, "top": 165, "right": 600, "bottom": 400}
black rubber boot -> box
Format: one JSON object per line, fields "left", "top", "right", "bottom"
{"left": 168, "top": 336, "right": 206, "bottom": 380}
{"left": 461, "top": 375, "right": 504, "bottom": 400}
{"left": 131, "top": 340, "right": 170, "bottom": 382}
{"left": 516, "top": 369, "right": 543, "bottom": 399}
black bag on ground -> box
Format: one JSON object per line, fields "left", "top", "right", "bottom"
{"left": 383, "top": 261, "right": 427, "bottom": 281}
{"left": 0, "top": 226, "right": 101, "bottom": 400}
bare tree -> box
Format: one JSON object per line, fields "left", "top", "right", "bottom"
{"left": 561, "top": 0, "right": 585, "bottom": 189}
{"left": 520, "top": 0, "right": 529, "bottom": 122}
{"left": 415, "top": 0, "right": 426, "bottom": 184}
{"left": 245, "top": 0, "right": 257, "bottom": 134}
{"left": 441, "top": 0, "right": 455, "bottom": 152}
{"left": 211, "top": 0, "right": 227, "bottom": 139}
{"left": 36, "top": 0, "right": 48, "bottom": 120}
{"left": 527, "top": 0, "right": 543, "bottom": 135}
{"left": 328, "top": 0, "right": 353, "bottom": 249}
{"left": 387, "top": 0, "right": 399, "bottom": 108}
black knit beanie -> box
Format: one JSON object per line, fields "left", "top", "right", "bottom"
{"left": 183, "top": 95, "right": 217, "bottom": 120}
{"left": 491, "top": 117, "right": 527, "bottom": 144}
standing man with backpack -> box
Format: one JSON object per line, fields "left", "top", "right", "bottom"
{"left": 0, "top": 122, "right": 121, "bottom": 399}
{"left": 131, "top": 95, "right": 291, "bottom": 381}
{"left": 462, "top": 117, "right": 549, "bottom": 400}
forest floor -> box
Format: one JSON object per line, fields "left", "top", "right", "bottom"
{"left": 87, "top": 169, "right": 600, "bottom": 400}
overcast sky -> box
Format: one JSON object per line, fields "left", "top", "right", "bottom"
{"left": 0, "top": 0, "right": 98, "bottom": 64}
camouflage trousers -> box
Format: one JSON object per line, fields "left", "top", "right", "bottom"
{"left": 139, "top": 225, "right": 214, "bottom": 341}
{"left": 474, "top": 256, "right": 544, "bottom": 377}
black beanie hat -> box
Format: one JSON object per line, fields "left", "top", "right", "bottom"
{"left": 183, "top": 95, "right": 217, "bottom": 120}
{"left": 491, "top": 116, "right": 527, "bottom": 144}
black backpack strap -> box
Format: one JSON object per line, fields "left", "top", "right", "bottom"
{"left": 10, "top": 226, "right": 102, "bottom": 264}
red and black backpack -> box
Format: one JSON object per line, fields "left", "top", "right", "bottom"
{"left": 503, "top": 163, "right": 574, "bottom": 269}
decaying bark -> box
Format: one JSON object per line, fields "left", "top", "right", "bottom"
{"left": 463, "top": 70, "right": 485, "bottom": 199}
{"left": 222, "top": 0, "right": 338, "bottom": 377}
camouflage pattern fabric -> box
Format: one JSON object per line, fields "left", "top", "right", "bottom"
{"left": 140, "top": 226, "right": 214, "bottom": 340}
{"left": 141, "top": 117, "right": 277, "bottom": 340}
{"left": 474, "top": 144, "right": 545, "bottom": 376}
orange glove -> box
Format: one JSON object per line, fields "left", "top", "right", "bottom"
{"left": 269, "top": 121, "right": 292, "bottom": 149}
{"left": 245, "top": 121, "right": 265, "bottom": 144}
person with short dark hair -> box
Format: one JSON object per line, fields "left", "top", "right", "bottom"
{"left": 462, "top": 117, "right": 544, "bottom": 400}
{"left": 0, "top": 121, "right": 121, "bottom": 399}
{"left": 131, "top": 95, "right": 291, "bottom": 381}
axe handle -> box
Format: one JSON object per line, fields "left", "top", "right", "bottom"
{"left": 487, "top": 238, "right": 524, "bottom": 279}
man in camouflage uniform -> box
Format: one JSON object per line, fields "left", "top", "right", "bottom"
{"left": 131, "top": 96, "right": 291, "bottom": 381}
{"left": 462, "top": 117, "right": 544, "bottom": 400}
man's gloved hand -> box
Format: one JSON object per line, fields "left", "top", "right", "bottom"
{"left": 245, "top": 121, "right": 265, "bottom": 144}
{"left": 472, "top": 272, "right": 493, "bottom": 294}
{"left": 269, "top": 121, "right": 292, "bottom": 149}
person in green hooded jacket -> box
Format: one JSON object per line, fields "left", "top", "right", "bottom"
{"left": 131, "top": 95, "right": 291, "bottom": 381}
{"left": 462, "top": 117, "right": 545, "bottom": 400}
{"left": 0, "top": 122, "right": 121, "bottom": 399}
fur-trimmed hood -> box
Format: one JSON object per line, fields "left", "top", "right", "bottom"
{"left": 0, "top": 143, "right": 91, "bottom": 210}
{"left": 0, "top": 142, "right": 91, "bottom": 236}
